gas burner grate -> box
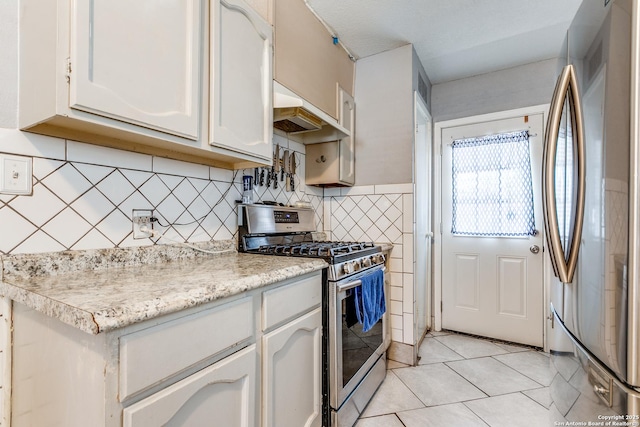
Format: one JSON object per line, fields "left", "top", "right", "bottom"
{"left": 255, "top": 241, "right": 376, "bottom": 258}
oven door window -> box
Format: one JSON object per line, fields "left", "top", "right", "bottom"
{"left": 342, "top": 288, "right": 384, "bottom": 386}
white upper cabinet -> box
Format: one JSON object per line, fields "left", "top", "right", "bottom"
{"left": 19, "top": 0, "right": 273, "bottom": 169}
{"left": 338, "top": 87, "right": 356, "bottom": 185}
{"left": 210, "top": 0, "right": 273, "bottom": 162}
{"left": 305, "top": 87, "right": 355, "bottom": 187}
{"left": 70, "top": 0, "right": 201, "bottom": 140}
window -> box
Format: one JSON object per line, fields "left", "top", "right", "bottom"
{"left": 451, "top": 130, "right": 536, "bottom": 237}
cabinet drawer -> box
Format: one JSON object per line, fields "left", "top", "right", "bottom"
{"left": 262, "top": 274, "right": 322, "bottom": 331}
{"left": 123, "top": 344, "right": 257, "bottom": 427}
{"left": 120, "top": 296, "right": 254, "bottom": 400}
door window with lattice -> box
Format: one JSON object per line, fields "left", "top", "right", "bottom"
{"left": 451, "top": 130, "right": 536, "bottom": 237}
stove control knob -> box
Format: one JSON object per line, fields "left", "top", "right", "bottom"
{"left": 343, "top": 262, "right": 354, "bottom": 274}
{"left": 362, "top": 257, "right": 372, "bottom": 268}
{"left": 371, "top": 254, "right": 383, "bottom": 264}
{"left": 353, "top": 260, "right": 362, "bottom": 271}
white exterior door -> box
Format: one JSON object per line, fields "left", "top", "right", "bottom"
{"left": 441, "top": 114, "right": 544, "bottom": 347}
{"left": 70, "top": 0, "right": 202, "bottom": 140}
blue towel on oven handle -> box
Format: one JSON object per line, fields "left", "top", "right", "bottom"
{"left": 354, "top": 269, "right": 386, "bottom": 333}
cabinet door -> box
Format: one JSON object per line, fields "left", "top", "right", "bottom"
{"left": 338, "top": 88, "right": 355, "bottom": 185}
{"left": 263, "top": 308, "right": 322, "bottom": 427}
{"left": 70, "top": 0, "right": 202, "bottom": 140}
{"left": 210, "top": 0, "right": 273, "bottom": 162}
{"left": 123, "top": 345, "right": 257, "bottom": 427}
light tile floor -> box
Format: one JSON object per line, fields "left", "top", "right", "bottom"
{"left": 356, "top": 331, "right": 551, "bottom": 427}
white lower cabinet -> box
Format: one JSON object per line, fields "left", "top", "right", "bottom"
{"left": 262, "top": 308, "right": 322, "bottom": 427}
{"left": 10, "top": 271, "right": 323, "bottom": 427}
{"left": 124, "top": 344, "right": 257, "bottom": 427}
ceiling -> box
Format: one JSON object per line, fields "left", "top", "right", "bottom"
{"left": 305, "top": 0, "right": 583, "bottom": 84}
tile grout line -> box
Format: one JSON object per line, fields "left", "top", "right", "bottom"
{"left": 489, "top": 352, "right": 550, "bottom": 389}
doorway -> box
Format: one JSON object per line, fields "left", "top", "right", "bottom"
{"left": 414, "top": 93, "right": 432, "bottom": 349}
{"left": 435, "top": 108, "right": 546, "bottom": 347}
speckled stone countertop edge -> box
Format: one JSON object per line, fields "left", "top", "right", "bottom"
{"left": 0, "top": 242, "right": 328, "bottom": 335}
{"left": 91, "top": 261, "right": 327, "bottom": 333}
{"left": 0, "top": 258, "right": 327, "bottom": 335}
{"left": 377, "top": 242, "right": 394, "bottom": 252}
{"left": 1, "top": 284, "right": 101, "bottom": 334}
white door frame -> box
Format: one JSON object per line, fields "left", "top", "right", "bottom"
{"left": 413, "top": 92, "right": 432, "bottom": 347}
{"left": 433, "top": 104, "right": 551, "bottom": 350}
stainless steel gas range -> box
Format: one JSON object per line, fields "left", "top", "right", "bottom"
{"left": 238, "top": 204, "right": 389, "bottom": 427}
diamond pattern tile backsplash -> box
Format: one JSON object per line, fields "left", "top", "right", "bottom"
{"left": 1, "top": 130, "right": 416, "bottom": 349}
{"left": 330, "top": 194, "right": 405, "bottom": 244}
{"left": 0, "top": 134, "right": 322, "bottom": 255}
{"left": 325, "top": 183, "right": 415, "bottom": 345}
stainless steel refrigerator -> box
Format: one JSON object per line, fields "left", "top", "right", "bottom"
{"left": 546, "top": 0, "right": 640, "bottom": 422}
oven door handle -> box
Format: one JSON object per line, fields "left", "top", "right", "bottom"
{"left": 336, "top": 266, "right": 386, "bottom": 293}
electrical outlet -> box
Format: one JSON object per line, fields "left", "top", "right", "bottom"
{"left": 132, "top": 209, "right": 153, "bottom": 239}
{"left": 0, "top": 154, "right": 32, "bottom": 195}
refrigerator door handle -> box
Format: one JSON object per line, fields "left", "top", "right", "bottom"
{"left": 542, "top": 64, "right": 586, "bottom": 284}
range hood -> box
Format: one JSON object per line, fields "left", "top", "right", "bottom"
{"left": 273, "top": 81, "right": 349, "bottom": 144}
{"left": 274, "top": 107, "right": 323, "bottom": 133}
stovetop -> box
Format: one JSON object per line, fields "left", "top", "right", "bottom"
{"left": 253, "top": 241, "right": 377, "bottom": 258}
{"left": 238, "top": 204, "right": 385, "bottom": 281}
{"left": 244, "top": 240, "right": 384, "bottom": 282}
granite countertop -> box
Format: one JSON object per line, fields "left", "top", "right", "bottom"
{"left": 377, "top": 242, "right": 393, "bottom": 253}
{"left": 0, "top": 242, "right": 327, "bottom": 335}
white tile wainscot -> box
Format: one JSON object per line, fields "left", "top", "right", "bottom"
{"left": 324, "top": 183, "right": 416, "bottom": 364}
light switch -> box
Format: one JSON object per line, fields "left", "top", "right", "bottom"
{"left": 0, "top": 154, "right": 33, "bottom": 195}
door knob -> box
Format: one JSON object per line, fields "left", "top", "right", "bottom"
{"left": 530, "top": 245, "right": 540, "bottom": 254}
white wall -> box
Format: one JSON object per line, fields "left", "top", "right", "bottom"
{"left": 0, "top": 0, "right": 18, "bottom": 129}
{"left": 349, "top": 45, "right": 431, "bottom": 358}
{"left": 354, "top": 45, "right": 414, "bottom": 186}
{"left": 431, "top": 58, "right": 561, "bottom": 122}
